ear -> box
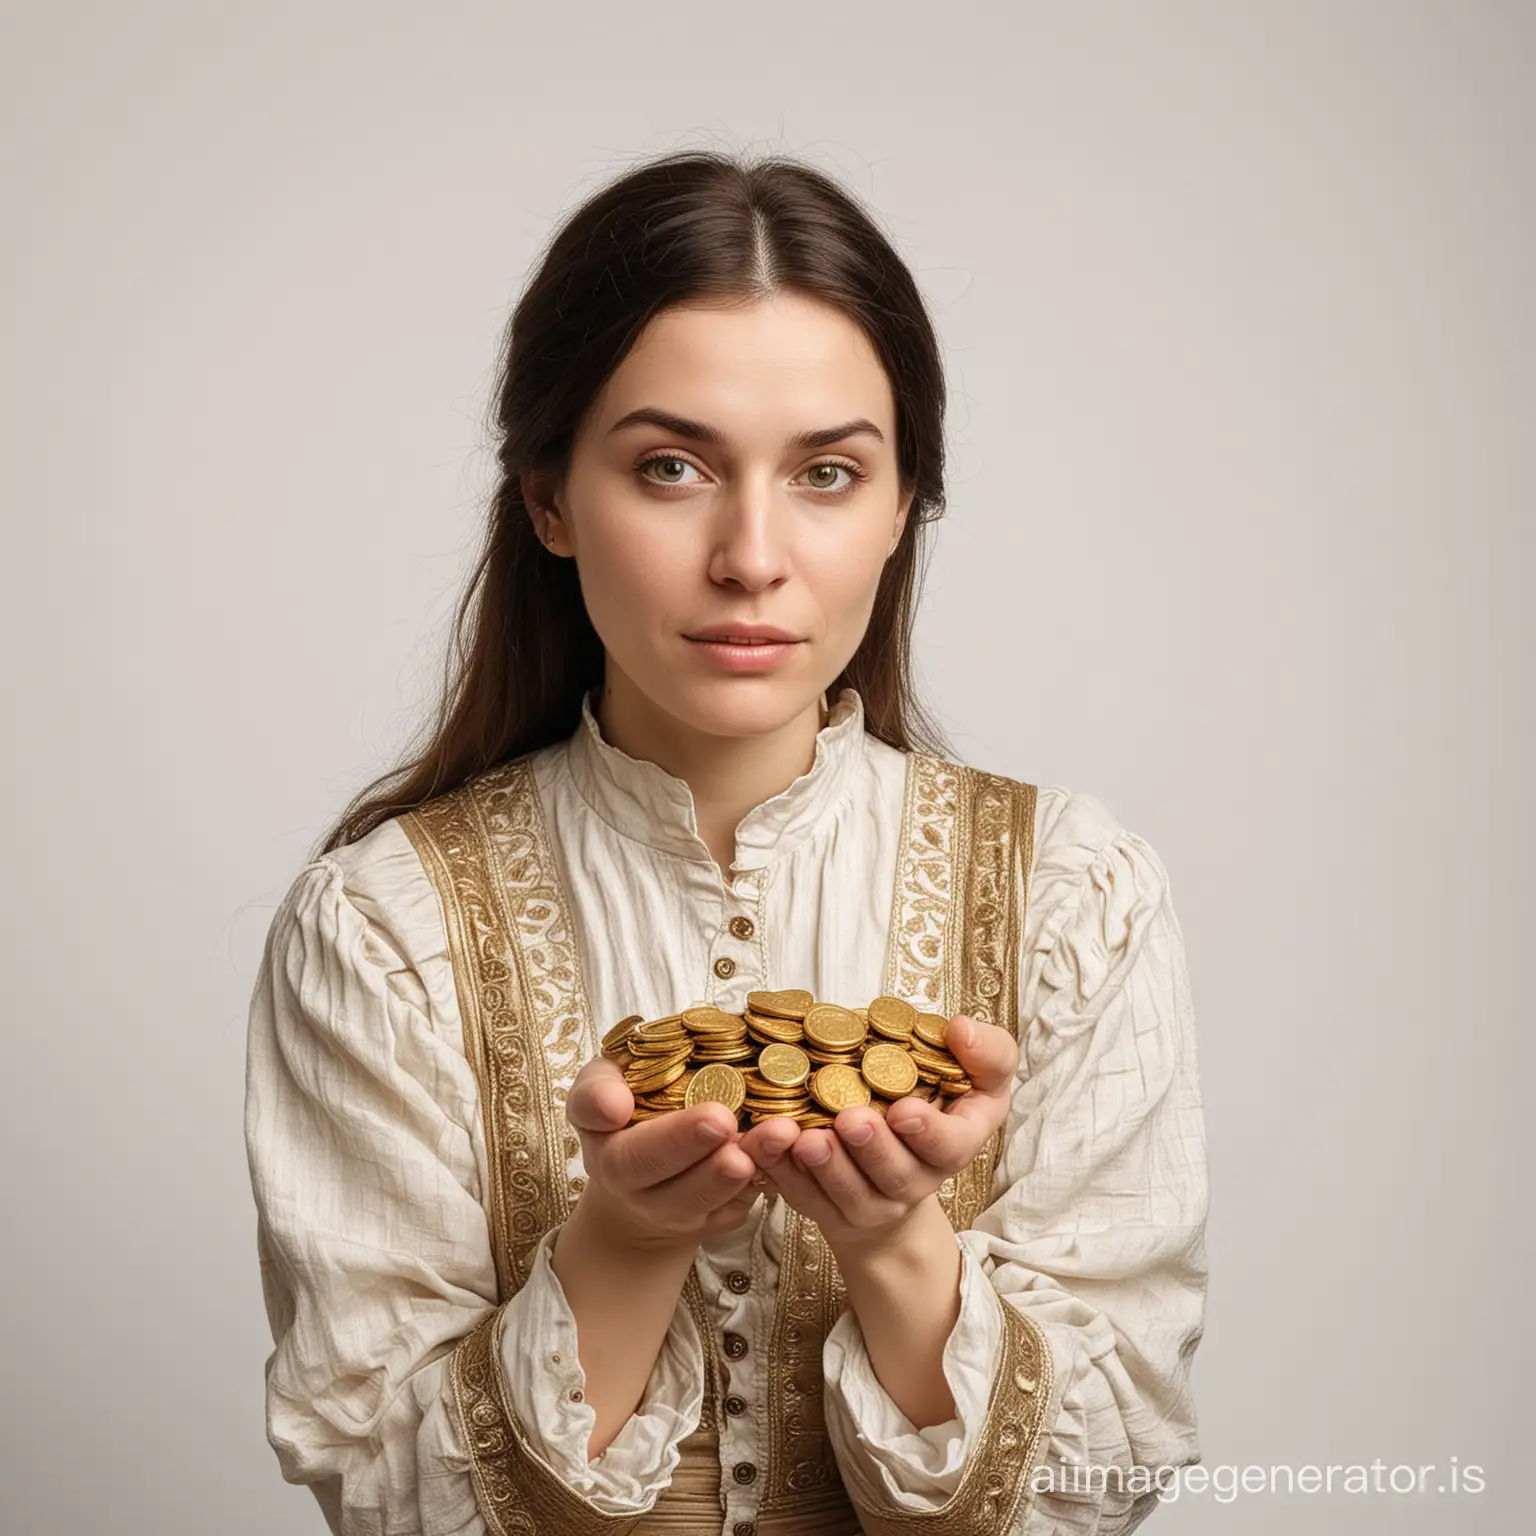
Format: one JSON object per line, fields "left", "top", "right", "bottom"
{"left": 519, "top": 469, "right": 570, "bottom": 553}
{"left": 889, "top": 488, "right": 915, "bottom": 555}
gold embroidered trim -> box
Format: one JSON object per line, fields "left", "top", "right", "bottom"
{"left": 400, "top": 760, "right": 580, "bottom": 1298}
{"left": 951, "top": 769, "right": 1037, "bottom": 1232}
{"left": 840, "top": 1297, "right": 1056, "bottom": 1535}
{"left": 883, "top": 753, "right": 967, "bottom": 1012}
{"left": 678, "top": 1267, "right": 721, "bottom": 1435}
{"left": 448, "top": 1306, "right": 645, "bottom": 1536}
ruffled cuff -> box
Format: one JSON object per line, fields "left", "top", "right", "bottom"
{"left": 826, "top": 1282, "right": 1057, "bottom": 1536}
{"left": 822, "top": 1236, "right": 1003, "bottom": 1508}
{"left": 494, "top": 1226, "right": 704, "bottom": 1514}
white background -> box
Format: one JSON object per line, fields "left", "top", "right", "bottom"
{"left": 1, "top": 2, "right": 1527, "bottom": 1530}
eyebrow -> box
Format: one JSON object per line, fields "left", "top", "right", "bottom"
{"left": 607, "top": 406, "right": 886, "bottom": 451}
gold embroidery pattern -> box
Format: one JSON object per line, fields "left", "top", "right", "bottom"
{"left": 400, "top": 767, "right": 552, "bottom": 1298}
{"left": 448, "top": 1306, "right": 645, "bottom": 1536}
{"left": 403, "top": 757, "right": 604, "bottom": 1292}
{"left": 761, "top": 1209, "right": 845, "bottom": 1506}
{"left": 884, "top": 753, "right": 966, "bottom": 1012}
{"left": 678, "top": 1268, "right": 721, "bottom": 1435}
{"left": 950, "top": 770, "right": 1037, "bottom": 1233}
{"left": 840, "top": 1298, "right": 1055, "bottom": 1535}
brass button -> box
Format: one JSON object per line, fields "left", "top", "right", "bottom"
{"left": 728, "top": 915, "right": 754, "bottom": 940}
{"left": 713, "top": 956, "right": 737, "bottom": 979}
{"left": 723, "top": 1331, "right": 748, "bottom": 1360}
{"left": 727, "top": 1270, "right": 751, "bottom": 1294}
{"left": 734, "top": 1523, "right": 757, "bottom": 1536}
{"left": 724, "top": 1393, "right": 748, "bottom": 1417}
{"left": 733, "top": 1461, "right": 758, "bottom": 1485}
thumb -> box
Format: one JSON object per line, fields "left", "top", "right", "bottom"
{"left": 567, "top": 1057, "right": 634, "bottom": 1133}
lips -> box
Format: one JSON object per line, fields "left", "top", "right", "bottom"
{"left": 686, "top": 626, "right": 802, "bottom": 644}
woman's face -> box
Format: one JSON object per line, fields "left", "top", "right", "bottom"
{"left": 534, "top": 291, "right": 913, "bottom": 742}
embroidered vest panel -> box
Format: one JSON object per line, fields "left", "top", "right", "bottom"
{"left": 400, "top": 749, "right": 1047, "bottom": 1535}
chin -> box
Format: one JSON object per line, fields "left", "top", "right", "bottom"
{"left": 662, "top": 674, "right": 826, "bottom": 743}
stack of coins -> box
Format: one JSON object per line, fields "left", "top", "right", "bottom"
{"left": 601, "top": 990, "right": 972, "bottom": 1129}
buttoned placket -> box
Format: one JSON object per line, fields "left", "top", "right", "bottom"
{"left": 706, "top": 865, "right": 768, "bottom": 1005}
{"left": 700, "top": 858, "right": 771, "bottom": 1533}
{"left": 696, "top": 1188, "right": 771, "bottom": 1535}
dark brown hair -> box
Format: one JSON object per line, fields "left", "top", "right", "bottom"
{"left": 317, "top": 149, "right": 953, "bottom": 855}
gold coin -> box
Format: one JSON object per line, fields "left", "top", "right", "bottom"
{"left": 741, "top": 1074, "right": 805, "bottom": 1099}
{"left": 602, "top": 1014, "right": 644, "bottom": 1053}
{"left": 626, "top": 1056, "right": 691, "bottom": 1094}
{"left": 632, "top": 1017, "right": 687, "bottom": 1042}
{"left": 693, "top": 1041, "right": 752, "bottom": 1056}
{"left": 809, "top": 1063, "right": 871, "bottom": 1112}
{"left": 744, "top": 1098, "right": 809, "bottom": 1116}
{"left": 624, "top": 1041, "right": 691, "bottom": 1071}
{"left": 683, "top": 1006, "right": 744, "bottom": 1034}
{"left": 757, "top": 1043, "right": 812, "bottom": 1088}
{"left": 938, "top": 1078, "right": 974, "bottom": 1096}
{"left": 861, "top": 1042, "right": 919, "bottom": 1098}
{"left": 909, "top": 1047, "right": 965, "bottom": 1080}
{"left": 797, "top": 1111, "right": 838, "bottom": 1128}
{"left": 684, "top": 1063, "right": 747, "bottom": 1115}
{"left": 748, "top": 1024, "right": 806, "bottom": 1051}
{"left": 747, "top": 988, "right": 814, "bottom": 1020}
{"left": 867, "top": 996, "right": 917, "bottom": 1040}
{"left": 803, "top": 1004, "right": 865, "bottom": 1050}
{"left": 627, "top": 1036, "right": 693, "bottom": 1057}
{"left": 914, "top": 1012, "right": 951, "bottom": 1049}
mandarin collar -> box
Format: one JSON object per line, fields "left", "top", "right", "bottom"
{"left": 564, "top": 686, "right": 868, "bottom": 871}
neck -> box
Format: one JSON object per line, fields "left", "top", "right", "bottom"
{"left": 594, "top": 667, "right": 829, "bottom": 875}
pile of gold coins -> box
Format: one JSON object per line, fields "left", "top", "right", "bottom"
{"left": 600, "top": 989, "right": 973, "bottom": 1129}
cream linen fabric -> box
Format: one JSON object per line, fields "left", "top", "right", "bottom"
{"left": 245, "top": 687, "right": 1208, "bottom": 1535}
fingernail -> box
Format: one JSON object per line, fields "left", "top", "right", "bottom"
{"left": 842, "top": 1122, "right": 874, "bottom": 1146}
{"left": 698, "top": 1122, "right": 727, "bottom": 1144}
{"left": 950, "top": 1019, "right": 971, "bottom": 1049}
{"left": 889, "top": 1117, "right": 921, "bottom": 1136}
{"left": 798, "top": 1140, "right": 831, "bottom": 1166}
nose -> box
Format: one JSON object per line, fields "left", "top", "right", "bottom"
{"left": 707, "top": 478, "right": 791, "bottom": 592}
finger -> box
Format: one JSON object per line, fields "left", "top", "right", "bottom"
{"left": 737, "top": 1116, "right": 800, "bottom": 1170}
{"left": 791, "top": 1126, "right": 906, "bottom": 1226}
{"left": 760, "top": 1147, "right": 845, "bottom": 1230}
{"left": 831, "top": 1108, "right": 931, "bottom": 1201}
{"left": 566, "top": 1057, "right": 635, "bottom": 1134}
{"left": 883, "top": 1094, "right": 992, "bottom": 1175}
{"left": 603, "top": 1103, "right": 741, "bottom": 1194}
{"left": 943, "top": 1014, "right": 1019, "bottom": 1097}
{"left": 639, "top": 1137, "right": 758, "bottom": 1219}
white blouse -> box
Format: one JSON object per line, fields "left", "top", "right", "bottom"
{"left": 245, "top": 687, "right": 1208, "bottom": 1535}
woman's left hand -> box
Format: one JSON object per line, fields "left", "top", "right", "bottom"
{"left": 763, "top": 1013, "right": 1019, "bottom": 1252}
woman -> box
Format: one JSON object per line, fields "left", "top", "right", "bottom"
{"left": 245, "top": 150, "right": 1208, "bottom": 1536}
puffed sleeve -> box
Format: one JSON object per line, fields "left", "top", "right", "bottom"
{"left": 824, "top": 792, "right": 1209, "bottom": 1534}
{"left": 245, "top": 851, "right": 703, "bottom": 1535}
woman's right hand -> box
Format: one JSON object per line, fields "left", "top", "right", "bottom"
{"left": 565, "top": 1054, "right": 800, "bottom": 1251}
